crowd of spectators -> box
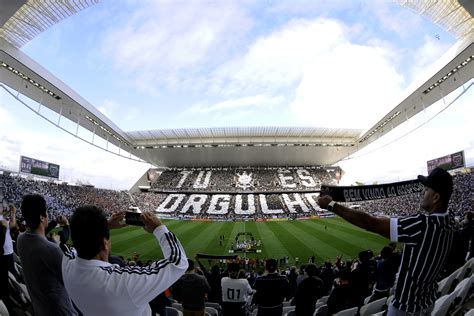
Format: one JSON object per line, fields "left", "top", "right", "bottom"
{"left": 150, "top": 167, "right": 341, "bottom": 192}
{"left": 0, "top": 167, "right": 472, "bottom": 315}
{"left": 0, "top": 173, "right": 132, "bottom": 221}
{"left": 1, "top": 169, "right": 472, "bottom": 222}
{"left": 348, "top": 172, "right": 472, "bottom": 218}
{"left": 170, "top": 233, "right": 471, "bottom": 315}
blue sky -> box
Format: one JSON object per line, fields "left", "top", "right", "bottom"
{"left": 0, "top": 0, "right": 473, "bottom": 189}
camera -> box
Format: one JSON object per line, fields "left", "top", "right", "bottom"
{"left": 125, "top": 207, "right": 144, "bottom": 226}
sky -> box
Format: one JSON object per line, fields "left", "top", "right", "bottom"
{"left": 0, "top": 0, "right": 473, "bottom": 189}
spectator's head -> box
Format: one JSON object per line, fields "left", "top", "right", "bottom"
{"left": 70, "top": 206, "right": 110, "bottom": 260}
{"left": 265, "top": 258, "right": 278, "bottom": 273}
{"left": 338, "top": 268, "right": 352, "bottom": 284}
{"left": 211, "top": 265, "right": 220, "bottom": 275}
{"left": 21, "top": 194, "right": 47, "bottom": 230}
{"left": 418, "top": 167, "right": 453, "bottom": 212}
{"left": 324, "top": 261, "right": 332, "bottom": 269}
{"left": 299, "top": 264, "right": 306, "bottom": 274}
{"left": 305, "top": 263, "right": 318, "bottom": 277}
{"left": 465, "top": 212, "right": 473, "bottom": 224}
{"left": 186, "top": 259, "right": 195, "bottom": 272}
{"left": 228, "top": 262, "right": 240, "bottom": 278}
{"left": 381, "top": 246, "right": 393, "bottom": 260}
{"left": 358, "top": 250, "right": 372, "bottom": 263}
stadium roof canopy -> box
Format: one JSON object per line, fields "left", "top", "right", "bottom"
{"left": 0, "top": 0, "right": 473, "bottom": 167}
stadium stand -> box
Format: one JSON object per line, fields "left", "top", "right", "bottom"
{"left": 149, "top": 167, "right": 341, "bottom": 192}
{"left": 1, "top": 169, "right": 472, "bottom": 221}
{"left": 0, "top": 169, "right": 472, "bottom": 314}
{"left": 350, "top": 172, "right": 472, "bottom": 218}
{"left": 2, "top": 211, "right": 474, "bottom": 315}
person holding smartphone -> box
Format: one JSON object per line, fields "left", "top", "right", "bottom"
{"left": 62, "top": 206, "right": 188, "bottom": 316}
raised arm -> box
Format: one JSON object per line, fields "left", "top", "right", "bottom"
{"left": 115, "top": 212, "right": 188, "bottom": 306}
{"left": 9, "top": 205, "right": 17, "bottom": 229}
{"left": 195, "top": 256, "right": 210, "bottom": 277}
{"left": 317, "top": 195, "right": 390, "bottom": 240}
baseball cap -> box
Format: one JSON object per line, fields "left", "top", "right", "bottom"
{"left": 417, "top": 167, "right": 453, "bottom": 201}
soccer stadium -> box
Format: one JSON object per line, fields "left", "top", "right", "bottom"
{"left": 0, "top": 0, "right": 473, "bottom": 315}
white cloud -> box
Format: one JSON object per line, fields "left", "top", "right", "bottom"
{"left": 190, "top": 94, "right": 285, "bottom": 113}
{"left": 371, "top": 0, "right": 423, "bottom": 39}
{"left": 407, "top": 35, "right": 453, "bottom": 86}
{"left": 193, "top": 17, "right": 407, "bottom": 130}
{"left": 0, "top": 99, "right": 148, "bottom": 190}
{"left": 204, "top": 17, "right": 404, "bottom": 129}
{"left": 97, "top": 99, "right": 117, "bottom": 118}
{"left": 0, "top": 106, "right": 12, "bottom": 125}
{"left": 340, "top": 84, "right": 474, "bottom": 185}
{"left": 101, "top": 1, "right": 252, "bottom": 94}
{"left": 290, "top": 41, "right": 404, "bottom": 129}
{"left": 209, "top": 18, "right": 348, "bottom": 96}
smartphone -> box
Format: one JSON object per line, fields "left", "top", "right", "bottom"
{"left": 125, "top": 211, "right": 144, "bottom": 226}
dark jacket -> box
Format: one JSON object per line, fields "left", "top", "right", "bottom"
{"left": 253, "top": 273, "right": 289, "bottom": 307}
{"left": 173, "top": 273, "right": 211, "bottom": 311}
{"left": 294, "top": 276, "right": 325, "bottom": 316}
{"left": 327, "top": 283, "right": 359, "bottom": 315}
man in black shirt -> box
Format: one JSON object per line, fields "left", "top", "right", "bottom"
{"left": 253, "top": 258, "right": 289, "bottom": 316}
{"left": 319, "top": 261, "right": 336, "bottom": 295}
{"left": 293, "top": 263, "right": 325, "bottom": 316}
{"left": 173, "top": 259, "right": 211, "bottom": 316}
{"left": 327, "top": 269, "right": 358, "bottom": 314}
{"left": 318, "top": 168, "right": 455, "bottom": 315}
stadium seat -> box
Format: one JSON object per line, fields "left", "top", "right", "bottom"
{"left": 0, "top": 300, "right": 9, "bottom": 316}
{"left": 332, "top": 306, "right": 358, "bottom": 316}
{"left": 431, "top": 291, "right": 458, "bottom": 316}
{"left": 165, "top": 306, "right": 183, "bottom": 316}
{"left": 14, "top": 262, "right": 24, "bottom": 283}
{"left": 205, "top": 306, "right": 219, "bottom": 316}
{"left": 470, "top": 257, "right": 474, "bottom": 272}
{"left": 465, "top": 309, "right": 474, "bottom": 316}
{"left": 205, "top": 302, "right": 222, "bottom": 315}
{"left": 437, "top": 268, "right": 459, "bottom": 297}
{"left": 452, "top": 275, "right": 474, "bottom": 309}
{"left": 359, "top": 297, "right": 386, "bottom": 316}
{"left": 316, "top": 295, "right": 329, "bottom": 305}
{"left": 459, "top": 257, "right": 474, "bottom": 279}
{"left": 313, "top": 304, "right": 328, "bottom": 316}
{"left": 282, "top": 306, "right": 295, "bottom": 315}
{"left": 286, "top": 310, "right": 295, "bottom": 316}
{"left": 8, "top": 271, "right": 30, "bottom": 305}
{"left": 386, "top": 295, "right": 394, "bottom": 307}
{"left": 172, "top": 303, "right": 183, "bottom": 312}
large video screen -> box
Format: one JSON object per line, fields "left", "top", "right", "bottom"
{"left": 20, "top": 156, "right": 60, "bottom": 179}
{"left": 427, "top": 151, "right": 465, "bottom": 174}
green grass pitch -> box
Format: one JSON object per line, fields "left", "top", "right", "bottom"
{"left": 110, "top": 217, "right": 390, "bottom": 266}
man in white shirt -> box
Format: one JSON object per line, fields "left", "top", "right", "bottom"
{"left": 0, "top": 203, "right": 16, "bottom": 311}
{"left": 221, "top": 262, "right": 254, "bottom": 316}
{"left": 63, "top": 205, "right": 188, "bottom": 316}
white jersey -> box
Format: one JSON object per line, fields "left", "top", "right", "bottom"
{"left": 62, "top": 225, "right": 187, "bottom": 316}
{"left": 0, "top": 215, "right": 13, "bottom": 255}
{"left": 221, "top": 277, "right": 254, "bottom": 303}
